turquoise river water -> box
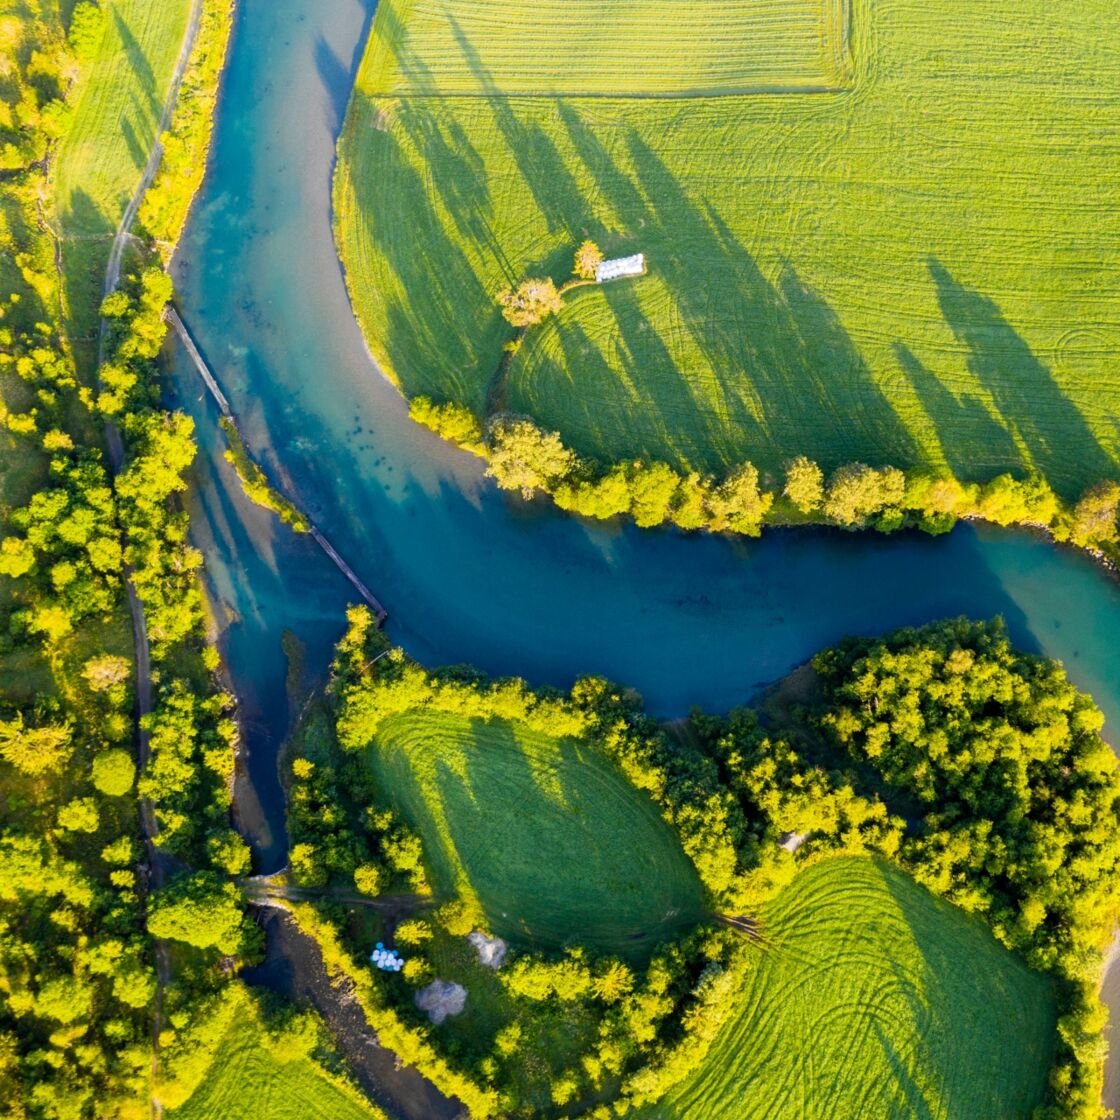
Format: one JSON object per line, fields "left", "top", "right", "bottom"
{"left": 167, "top": 0, "right": 1120, "bottom": 1110}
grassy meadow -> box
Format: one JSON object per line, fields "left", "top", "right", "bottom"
{"left": 52, "top": 0, "right": 192, "bottom": 351}
{"left": 366, "top": 709, "right": 706, "bottom": 956}
{"left": 164, "top": 986, "right": 385, "bottom": 1120}
{"left": 367, "top": 0, "right": 851, "bottom": 96}
{"left": 639, "top": 857, "right": 1056, "bottom": 1120}
{"left": 337, "top": 0, "right": 1120, "bottom": 498}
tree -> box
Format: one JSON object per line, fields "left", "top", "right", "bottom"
{"left": 91, "top": 749, "right": 135, "bottom": 796}
{"left": 485, "top": 415, "right": 577, "bottom": 498}
{"left": 707, "top": 462, "right": 772, "bottom": 535}
{"left": 408, "top": 396, "right": 484, "bottom": 452}
{"left": 354, "top": 862, "right": 387, "bottom": 896}
{"left": 627, "top": 461, "right": 681, "bottom": 528}
{"left": 0, "top": 536, "right": 36, "bottom": 579}
{"left": 0, "top": 715, "right": 72, "bottom": 775}
{"left": 497, "top": 278, "right": 563, "bottom": 327}
{"left": 1068, "top": 481, "right": 1120, "bottom": 548}
{"left": 823, "top": 463, "right": 904, "bottom": 527}
{"left": 82, "top": 653, "right": 131, "bottom": 694}
{"left": 148, "top": 873, "right": 246, "bottom": 954}
{"left": 58, "top": 797, "right": 99, "bottom": 832}
{"left": 574, "top": 240, "right": 604, "bottom": 281}
{"left": 783, "top": 456, "right": 823, "bottom": 514}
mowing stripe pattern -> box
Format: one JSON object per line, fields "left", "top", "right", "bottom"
{"left": 367, "top": 0, "right": 852, "bottom": 97}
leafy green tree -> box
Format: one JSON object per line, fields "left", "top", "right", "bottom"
{"left": 574, "top": 240, "right": 604, "bottom": 281}
{"left": 148, "top": 873, "right": 246, "bottom": 954}
{"left": 707, "top": 462, "right": 772, "bottom": 535}
{"left": 485, "top": 415, "right": 577, "bottom": 498}
{"left": 0, "top": 714, "right": 72, "bottom": 775}
{"left": 554, "top": 465, "right": 632, "bottom": 520}
{"left": 91, "top": 749, "right": 135, "bottom": 796}
{"left": 497, "top": 278, "right": 563, "bottom": 327}
{"left": 57, "top": 797, "right": 99, "bottom": 832}
{"left": 823, "top": 463, "right": 904, "bottom": 527}
{"left": 782, "top": 456, "right": 823, "bottom": 513}
{"left": 408, "top": 396, "right": 484, "bottom": 452}
{"left": 82, "top": 653, "right": 131, "bottom": 694}
{"left": 1067, "top": 481, "right": 1120, "bottom": 548}
{"left": 627, "top": 461, "right": 681, "bottom": 527}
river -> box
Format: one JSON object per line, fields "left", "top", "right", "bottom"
{"left": 167, "top": 0, "right": 1120, "bottom": 1110}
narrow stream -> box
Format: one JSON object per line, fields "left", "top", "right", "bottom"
{"left": 167, "top": 0, "right": 1120, "bottom": 1112}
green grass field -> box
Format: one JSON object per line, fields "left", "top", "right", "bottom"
{"left": 637, "top": 857, "right": 1055, "bottom": 1120}
{"left": 368, "top": 0, "right": 851, "bottom": 96}
{"left": 337, "top": 0, "right": 1120, "bottom": 498}
{"left": 52, "top": 0, "right": 192, "bottom": 348}
{"left": 165, "top": 986, "right": 384, "bottom": 1120}
{"left": 366, "top": 709, "right": 706, "bottom": 955}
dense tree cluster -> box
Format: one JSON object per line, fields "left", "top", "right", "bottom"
{"left": 0, "top": 0, "right": 73, "bottom": 174}
{"left": 0, "top": 3, "right": 249, "bottom": 1113}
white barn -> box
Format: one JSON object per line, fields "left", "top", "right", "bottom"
{"left": 596, "top": 253, "right": 646, "bottom": 283}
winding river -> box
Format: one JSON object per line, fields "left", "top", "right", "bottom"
{"left": 168, "top": 0, "right": 1120, "bottom": 1110}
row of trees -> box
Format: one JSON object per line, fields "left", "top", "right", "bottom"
{"left": 406, "top": 403, "right": 1120, "bottom": 557}
{"left": 0, "top": 5, "right": 166, "bottom": 1108}
{"left": 474, "top": 412, "right": 1120, "bottom": 552}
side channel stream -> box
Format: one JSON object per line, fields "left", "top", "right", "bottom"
{"left": 166, "top": 0, "right": 1120, "bottom": 1113}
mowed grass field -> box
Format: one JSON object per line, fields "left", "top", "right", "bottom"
{"left": 52, "top": 0, "right": 192, "bottom": 348}
{"left": 337, "top": 0, "right": 1120, "bottom": 498}
{"left": 637, "top": 858, "right": 1056, "bottom": 1120}
{"left": 366, "top": 710, "right": 706, "bottom": 955}
{"left": 166, "top": 986, "right": 385, "bottom": 1120}
{"left": 367, "top": 0, "right": 852, "bottom": 96}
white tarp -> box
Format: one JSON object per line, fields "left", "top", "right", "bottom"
{"left": 596, "top": 253, "right": 645, "bottom": 283}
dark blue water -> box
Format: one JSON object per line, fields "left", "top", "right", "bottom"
{"left": 169, "top": 0, "right": 1120, "bottom": 873}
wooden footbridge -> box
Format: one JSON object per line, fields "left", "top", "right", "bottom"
{"left": 165, "top": 306, "right": 387, "bottom": 623}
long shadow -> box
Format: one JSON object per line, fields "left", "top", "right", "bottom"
{"left": 446, "top": 16, "right": 586, "bottom": 239}
{"left": 892, "top": 341, "right": 1020, "bottom": 480}
{"left": 929, "top": 258, "right": 1116, "bottom": 496}
{"left": 111, "top": 9, "right": 160, "bottom": 120}
{"left": 874, "top": 861, "right": 1056, "bottom": 1118}
{"left": 620, "top": 132, "right": 919, "bottom": 472}
{"left": 345, "top": 91, "right": 498, "bottom": 406}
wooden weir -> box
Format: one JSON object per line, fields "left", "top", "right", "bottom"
{"left": 165, "top": 305, "right": 388, "bottom": 623}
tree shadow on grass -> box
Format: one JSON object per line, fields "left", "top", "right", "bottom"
{"left": 874, "top": 861, "right": 1055, "bottom": 1119}
{"left": 111, "top": 8, "right": 160, "bottom": 123}
{"left": 892, "top": 341, "right": 1022, "bottom": 481}
{"left": 607, "top": 131, "right": 920, "bottom": 474}
{"left": 345, "top": 93, "right": 499, "bottom": 407}
{"left": 929, "top": 258, "right": 1116, "bottom": 497}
